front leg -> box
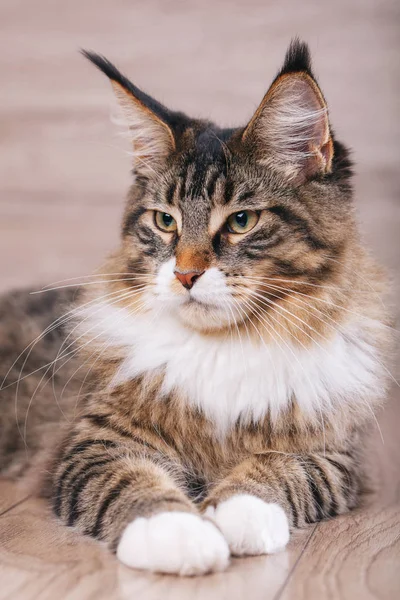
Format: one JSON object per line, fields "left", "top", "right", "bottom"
{"left": 51, "top": 422, "right": 229, "bottom": 575}
{"left": 202, "top": 450, "right": 361, "bottom": 556}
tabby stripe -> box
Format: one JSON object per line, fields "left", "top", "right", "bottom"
{"left": 307, "top": 477, "right": 325, "bottom": 521}
{"left": 245, "top": 226, "right": 283, "bottom": 250}
{"left": 244, "top": 241, "right": 283, "bottom": 254}
{"left": 325, "top": 457, "right": 353, "bottom": 490}
{"left": 83, "top": 414, "right": 162, "bottom": 453}
{"left": 54, "top": 444, "right": 117, "bottom": 517}
{"left": 166, "top": 181, "right": 177, "bottom": 205}
{"left": 62, "top": 439, "right": 117, "bottom": 464}
{"left": 134, "top": 174, "right": 149, "bottom": 188}
{"left": 305, "top": 457, "right": 338, "bottom": 520}
{"left": 122, "top": 206, "right": 147, "bottom": 236}
{"left": 283, "top": 480, "right": 299, "bottom": 528}
{"left": 268, "top": 205, "right": 327, "bottom": 250}
{"left": 276, "top": 262, "right": 332, "bottom": 284}
{"left": 176, "top": 177, "right": 185, "bottom": 202}
{"left": 248, "top": 225, "right": 281, "bottom": 244}
{"left": 206, "top": 170, "right": 221, "bottom": 200}
{"left": 130, "top": 418, "right": 181, "bottom": 456}
{"left": 271, "top": 258, "right": 305, "bottom": 277}
{"left": 190, "top": 166, "right": 207, "bottom": 199}
{"left": 91, "top": 477, "right": 132, "bottom": 538}
{"left": 306, "top": 263, "right": 335, "bottom": 283}
{"left": 237, "top": 191, "right": 254, "bottom": 203}
{"left": 212, "top": 231, "right": 222, "bottom": 256}
{"left": 53, "top": 461, "right": 80, "bottom": 517}
{"left": 223, "top": 180, "right": 234, "bottom": 204}
{"left": 178, "top": 175, "right": 186, "bottom": 200}
{"left": 126, "top": 258, "right": 147, "bottom": 277}
{"left": 84, "top": 413, "right": 133, "bottom": 439}
{"left": 130, "top": 434, "right": 160, "bottom": 453}
{"left": 67, "top": 459, "right": 115, "bottom": 526}
{"left": 143, "top": 247, "right": 157, "bottom": 257}
{"left": 243, "top": 249, "right": 271, "bottom": 261}
{"left": 312, "top": 458, "right": 339, "bottom": 516}
{"left": 180, "top": 161, "right": 194, "bottom": 200}
{"left": 303, "top": 460, "right": 327, "bottom": 521}
{"left": 83, "top": 413, "right": 113, "bottom": 429}
{"left": 137, "top": 225, "right": 156, "bottom": 245}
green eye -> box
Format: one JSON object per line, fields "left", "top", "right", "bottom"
{"left": 154, "top": 211, "right": 177, "bottom": 232}
{"left": 226, "top": 210, "right": 259, "bottom": 234}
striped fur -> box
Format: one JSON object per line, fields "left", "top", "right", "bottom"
{"left": 0, "top": 40, "right": 393, "bottom": 575}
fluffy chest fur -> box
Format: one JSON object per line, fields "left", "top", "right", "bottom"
{"left": 79, "top": 301, "right": 386, "bottom": 436}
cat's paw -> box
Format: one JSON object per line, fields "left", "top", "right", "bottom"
{"left": 116, "top": 511, "right": 230, "bottom": 576}
{"left": 205, "top": 494, "right": 290, "bottom": 557}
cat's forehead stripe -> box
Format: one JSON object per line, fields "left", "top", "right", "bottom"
{"left": 206, "top": 169, "right": 223, "bottom": 201}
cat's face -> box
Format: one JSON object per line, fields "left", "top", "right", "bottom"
{"left": 85, "top": 42, "right": 353, "bottom": 334}
{"left": 121, "top": 149, "right": 328, "bottom": 333}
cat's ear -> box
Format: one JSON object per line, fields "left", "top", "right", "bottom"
{"left": 82, "top": 51, "right": 175, "bottom": 174}
{"left": 242, "top": 40, "right": 333, "bottom": 184}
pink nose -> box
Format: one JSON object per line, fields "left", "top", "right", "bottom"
{"left": 174, "top": 270, "right": 204, "bottom": 290}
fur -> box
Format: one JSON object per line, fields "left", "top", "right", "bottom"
{"left": 78, "top": 291, "right": 387, "bottom": 436}
{"left": 0, "top": 39, "right": 393, "bottom": 576}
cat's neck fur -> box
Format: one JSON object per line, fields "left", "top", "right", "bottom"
{"left": 77, "top": 290, "right": 388, "bottom": 438}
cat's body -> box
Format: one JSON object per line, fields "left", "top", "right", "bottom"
{"left": 0, "top": 41, "right": 392, "bottom": 575}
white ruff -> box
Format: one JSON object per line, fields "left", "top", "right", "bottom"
{"left": 77, "top": 297, "right": 386, "bottom": 436}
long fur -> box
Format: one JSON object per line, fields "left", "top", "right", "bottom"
{"left": 0, "top": 40, "right": 393, "bottom": 576}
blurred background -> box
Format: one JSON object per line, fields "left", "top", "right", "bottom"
{"left": 0, "top": 0, "right": 398, "bottom": 293}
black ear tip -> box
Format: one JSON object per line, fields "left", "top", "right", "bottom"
{"left": 80, "top": 48, "right": 91, "bottom": 59}
{"left": 280, "top": 38, "right": 313, "bottom": 75}
{"left": 81, "top": 49, "right": 112, "bottom": 72}
{"left": 80, "top": 49, "right": 127, "bottom": 88}
{"left": 80, "top": 48, "right": 101, "bottom": 65}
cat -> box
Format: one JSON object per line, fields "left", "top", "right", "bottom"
{"left": 0, "top": 39, "right": 393, "bottom": 576}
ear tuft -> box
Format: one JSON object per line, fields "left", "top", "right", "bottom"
{"left": 242, "top": 40, "right": 333, "bottom": 184}
{"left": 81, "top": 50, "right": 130, "bottom": 91}
{"left": 82, "top": 50, "right": 176, "bottom": 174}
{"left": 278, "top": 38, "right": 313, "bottom": 77}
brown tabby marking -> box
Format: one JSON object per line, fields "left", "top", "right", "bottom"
{"left": 0, "top": 40, "right": 393, "bottom": 574}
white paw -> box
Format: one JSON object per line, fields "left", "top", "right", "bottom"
{"left": 205, "top": 494, "right": 290, "bottom": 557}
{"left": 116, "top": 511, "right": 230, "bottom": 576}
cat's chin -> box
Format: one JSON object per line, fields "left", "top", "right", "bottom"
{"left": 176, "top": 299, "right": 240, "bottom": 333}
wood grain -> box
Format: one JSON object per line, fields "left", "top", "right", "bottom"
{"left": 279, "top": 507, "right": 400, "bottom": 600}
{"left": 278, "top": 391, "right": 400, "bottom": 600}
{"left": 0, "top": 495, "right": 312, "bottom": 600}
{"left": 0, "top": 479, "right": 29, "bottom": 515}
{"left": 0, "top": 0, "right": 399, "bottom": 598}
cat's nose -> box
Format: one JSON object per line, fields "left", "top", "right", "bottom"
{"left": 174, "top": 269, "right": 204, "bottom": 290}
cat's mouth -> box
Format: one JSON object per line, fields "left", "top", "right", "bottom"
{"left": 172, "top": 288, "right": 246, "bottom": 333}
{"left": 155, "top": 261, "right": 240, "bottom": 330}
{"left": 185, "top": 295, "right": 214, "bottom": 307}
{"left": 184, "top": 292, "right": 225, "bottom": 310}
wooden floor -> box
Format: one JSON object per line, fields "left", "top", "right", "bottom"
{"left": 0, "top": 0, "right": 399, "bottom": 598}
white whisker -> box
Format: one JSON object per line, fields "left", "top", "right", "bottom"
{"left": 240, "top": 275, "right": 397, "bottom": 334}
{"left": 71, "top": 297, "right": 153, "bottom": 417}
{"left": 240, "top": 294, "right": 327, "bottom": 451}
{"left": 33, "top": 276, "right": 153, "bottom": 294}
{"left": 21, "top": 288, "right": 150, "bottom": 446}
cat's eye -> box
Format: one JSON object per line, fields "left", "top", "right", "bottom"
{"left": 154, "top": 211, "right": 177, "bottom": 233}
{"left": 226, "top": 210, "right": 259, "bottom": 234}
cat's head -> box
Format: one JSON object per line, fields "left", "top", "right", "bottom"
{"left": 84, "top": 40, "right": 354, "bottom": 336}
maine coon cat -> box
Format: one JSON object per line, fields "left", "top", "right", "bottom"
{"left": 0, "top": 40, "right": 392, "bottom": 576}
